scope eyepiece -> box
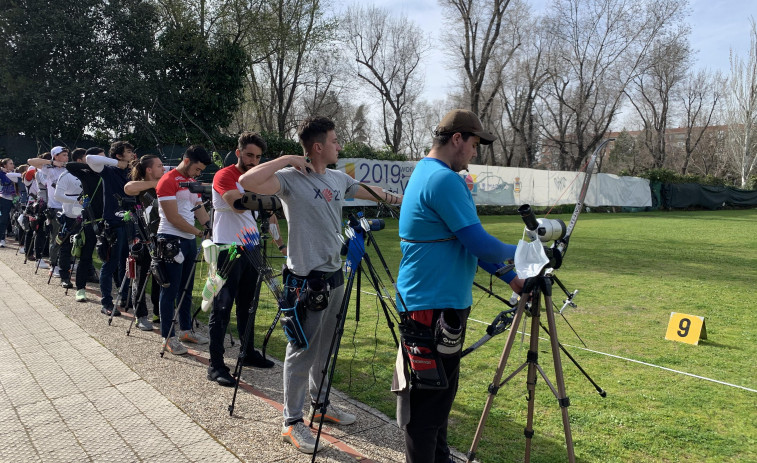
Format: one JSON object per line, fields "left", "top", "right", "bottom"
{"left": 179, "top": 181, "right": 212, "bottom": 196}
{"left": 518, "top": 203, "right": 566, "bottom": 242}
{"left": 518, "top": 204, "right": 539, "bottom": 231}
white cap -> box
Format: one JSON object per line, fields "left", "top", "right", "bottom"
{"left": 51, "top": 146, "right": 68, "bottom": 157}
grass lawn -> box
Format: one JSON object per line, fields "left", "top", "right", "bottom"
{"left": 185, "top": 209, "right": 757, "bottom": 462}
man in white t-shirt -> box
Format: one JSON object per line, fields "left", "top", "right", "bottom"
{"left": 155, "top": 145, "right": 212, "bottom": 355}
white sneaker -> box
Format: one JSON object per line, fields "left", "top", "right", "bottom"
{"left": 136, "top": 316, "right": 154, "bottom": 331}
{"left": 75, "top": 289, "right": 88, "bottom": 302}
{"left": 309, "top": 404, "right": 356, "bottom": 425}
{"left": 178, "top": 329, "right": 209, "bottom": 345}
{"left": 38, "top": 260, "right": 50, "bottom": 269}
{"left": 18, "top": 246, "right": 25, "bottom": 254}
{"left": 164, "top": 337, "right": 188, "bottom": 355}
{"left": 0, "top": 239, "right": 6, "bottom": 248}
{"left": 51, "top": 267, "right": 60, "bottom": 278}
{"left": 281, "top": 421, "right": 328, "bottom": 454}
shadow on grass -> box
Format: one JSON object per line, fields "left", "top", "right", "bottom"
{"left": 698, "top": 339, "right": 736, "bottom": 349}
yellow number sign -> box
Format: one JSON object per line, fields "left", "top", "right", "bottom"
{"left": 665, "top": 312, "right": 707, "bottom": 345}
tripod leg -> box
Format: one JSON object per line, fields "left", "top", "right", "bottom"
{"left": 543, "top": 293, "right": 576, "bottom": 463}
{"left": 65, "top": 255, "right": 76, "bottom": 296}
{"left": 523, "top": 293, "right": 543, "bottom": 462}
{"left": 109, "top": 271, "right": 130, "bottom": 326}
{"left": 229, "top": 271, "right": 264, "bottom": 416}
{"left": 261, "top": 307, "right": 283, "bottom": 358}
{"left": 539, "top": 321, "right": 606, "bottom": 397}
{"left": 127, "top": 264, "right": 150, "bottom": 336}
{"left": 23, "top": 229, "right": 30, "bottom": 264}
{"left": 47, "top": 252, "right": 57, "bottom": 284}
{"left": 309, "top": 273, "right": 354, "bottom": 462}
{"left": 467, "top": 296, "right": 528, "bottom": 463}
{"left": 361, "top": 255, "right": 400, "bottom": 347}
{"left": 34, "top": 229, "right": 42, "bottom": 273}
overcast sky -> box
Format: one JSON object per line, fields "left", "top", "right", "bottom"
{"left": 337, "top": 0, "right": 756, "bottom": 105}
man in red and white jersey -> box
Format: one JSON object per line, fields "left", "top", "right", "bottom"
{"left": 155, "top": 145, "right": 212, "bottom": 355}
{"left": 206, "top": 132, "right": 285, "bottom": 387}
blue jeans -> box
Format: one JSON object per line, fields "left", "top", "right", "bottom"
{"left": 158, "top": 234, "right": 197, "bottom": 338}
{"left": 0, "top": 197, "right": 13, "bottom": 240}
{"left": 99, "top": 224, "right": 130, "bottom": 308}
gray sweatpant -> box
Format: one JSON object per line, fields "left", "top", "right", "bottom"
{"left": 282, "top": 283, "right": 346, "bottom": 423}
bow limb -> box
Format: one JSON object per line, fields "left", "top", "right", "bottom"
{"left": 554, "top": 138, "right": 614, "bottom": 258}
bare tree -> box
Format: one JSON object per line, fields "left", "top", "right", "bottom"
{"left": 247, "top": 0, "right": 337, "bottom": 136}
{"left": 538, "top": 0, "right": 688, "bottom": 171}
{"left": 440, "top": 0, "right": 519, "bottom": 165}
{"left": 626, "top": 27, "right": 691, "bottom": 169}
{"left": 688, "top": 126, "right": 729, "bottom": 177}
{"left": 342, "top": 6, "right": 430, "bottom": 154}
{"left": 440, "top": 0, "right": 513, "bottom": 117}
{"left": 404, "top": 100, "right": 442, "bottom": 160}
{"left": 495, "top": 6, "right": 550, "bottom": 167}
{"left": 679, "top": 69, "right": 724, "bottom": 174}
{"left": 726, "top": 18, "right": 757, "bottom": 188}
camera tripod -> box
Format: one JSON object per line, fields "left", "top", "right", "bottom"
{"left": 466, "top": 269, "right": 606, "bottom": 463}
{"left": 228, "top": 226, "right": 288, "bottom": 416}
{"left": 307, "top": 213, "right": 400, "bottom": 462}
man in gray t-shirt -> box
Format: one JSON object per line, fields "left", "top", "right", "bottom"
{"left": 239, "top": 116, "right": 402, "bottom": 454}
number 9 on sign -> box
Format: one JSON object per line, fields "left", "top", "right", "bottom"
{"left": 665, "top": 312, "right": 707, "bottom": 345}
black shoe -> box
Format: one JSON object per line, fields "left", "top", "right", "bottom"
{"left": 61, "top": 279, "right": 73, "bottom": 289}
{"left": 101, "top": 306, "right": 121, "bottom": 317}
{"left": 242, "top": 350, "right": 274, "bottom": 369}
{"left": 207, "top": 365, "right": 236, "bottom": 387}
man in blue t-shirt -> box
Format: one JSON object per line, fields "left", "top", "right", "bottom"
{"left": 396, "top": 109, "right": 524, "bottom": 463}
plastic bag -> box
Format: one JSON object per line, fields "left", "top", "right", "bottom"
{"left": 514, "top": 235, "right": 549, "bottom": 278}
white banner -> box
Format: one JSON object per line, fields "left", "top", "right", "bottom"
{"left": 336, "top": 159, "right": 651, "bottom": 208}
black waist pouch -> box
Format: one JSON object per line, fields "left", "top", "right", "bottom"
{"left": 398, "top": 315, "right": 448, "bottom": 390}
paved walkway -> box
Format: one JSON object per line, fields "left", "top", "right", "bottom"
{"left": 0, "top": 258, "right": 241, "bottom": 462}
{"left": 0, "top": 240, "right": 408, "bottom": 463}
